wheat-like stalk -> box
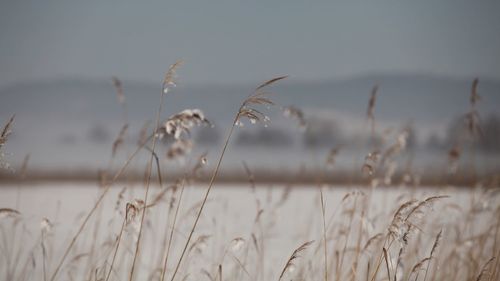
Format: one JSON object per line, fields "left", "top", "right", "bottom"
{"left": 283, "top": 105, "right": 307, "bottom": 129}
{"left": 366, "top": 85, "right": 378, "bottom": 138}
{"left": 475, "top": 257, "right": 495, "bottom": 281}
{"left": 169, "top": 75, "right": 287, "bottom": 281}
{"left": 320, "top": 189, "right": 328, "bottom": 281}
{"left": 129, "top": 60, "right": 184, "bottom": 280}
{"left": 112, "top": 77, "right": 125, "bottom": 105}
{"left": 0, "top": 114, "right": 15, "bottom": 170}
{"left": 0, "top": 114, "right": 15, "bottom": 147}
{"left": 50, "top": 62, "right": 186, "bottom": 281}
{"left": 278, "top": 240, "right": 315, "bottom": 281}
{"left": 404, "top": 196, "right": 449, "bottom": 224}
{"left": 382, "top": 247, "right": 391, "bottom": 281}
{"left": 160, "top": 179, "right": 186, "bottom": 281}
{"left": 112, "top": 124, "right": 129, "bottom": 158}
{"left": 423, "top": 229, "right": 442, "bottom": 281}
{"left": 409, "top": 257, "right": 431, "bottom": 281}
{"left": 105, "top": 206, "right": 127, "bottom": 281}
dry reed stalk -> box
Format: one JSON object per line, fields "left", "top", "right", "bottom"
{"left": 362, "top": 150, "right": 380, "bottom": 177}
{"left": 242, "top": 161, "right": 256, "bottom": 194}
{"left": 382, "top": 247, "right": 391, "bottom": 281}
{"left": 2, "top": 215, "right": 24, "bottom": 280}
{"left": 0, "top": 114, "right": 15, "bottom": 170}
{"left": 49, "top": 132, "right": 153, "bottom": 281}
{"left": 409, "top": 257, "right": 431, "bottom": 281}
{"left": 153, "top": 183, "right": 179, "bottom": 272}
{"left": 230, "top": 253, "right": 253, "bottom": 280}
{"left": 384, "top": 196, "right": 446, "bottom": 280}
{"left": 326, "top": 147, "right": 340, "bottom": 167}
{"left": 105, "top": 210, "right": 127, "bottom": 281}
{"left": 283, "top": 105, "right": 307, "bottom": 129}
{"left": 325, "top": 192, "right": 356, "bottom": 234}
{"left": 351, "top": 205, "right": 366, "bottom": 281}
{"left": 17, "top": 231, "right": 44, "bottom": 281}
{"left": 19, "top": 154, "right": 29, "bottom": 179}
{"left": 218, "top": 264, "right": 222, "bottom": 281}
{"left": 404, "top": 196, "right": 449, "bottom": 225}
{"left": 278, "top": 240, "right": 314, "bottom": 281}
{"left": 14, "top": 153, "right": 30, "bottom": 210}
{"left": 112, "top": 76, "right": 128, "bottom": 123}
{"left": 393, "top": 248, "right": 403, "bottom": 281}
{"left": 370, "top": 199, "right": 418, "bottom": 281}
{"left": 320, "top": 189, "right": 328, "bottom": 281}
{"left": 448, "top": 144, "right": 461, "bottom": 175}
{"left": 475, "top": 257, "right": 495, "bottom": 281}
{"left": 470, "top": 78, "right": 480, "bottom": 107}
{"left": 84, "top": 197, "right": 106, "bottom": 280}
{"left": 423, "top": 229, "right": 442, "bottom": 281}
{"left": 489, "top": 249, "right": 500, "bottom": 281}
{"left": 366, "top": 85, "right": 378, "bottom": 139}
{"left": 468, "top": 78, "right": 482, "bottom": 183}
{"left": 163, "top": 60, "right": 184, "bottom": 93}
{"left": 112, "top": 77, "right": 125, "bottom": 106}
{"left": 160, "top": 179, "right": 186, "bottom": 281}
{"left": 366, "top": 261, "right": 371, "bottom": 281}
{"left": 41, "top": 230, "right": 48, "bottom": 281}
{"left": 142, "top": 145, "right": 164, "bottom": 191}
{"left": 129, "top": 60, "right": 184, "bottom": 280}
{"left": 169, "top": 76, "right": 287, "bottom": 281}
{"left": 0, "top": 208, "right": 21, "bottom": 216}
{"left": 216, "top": 237, "right": 246, "bottom": 267}
{"left": 337, "top": 195, "right": 358, "bottom": 281}
{"left": 112, "top": 124, "right": 129, "bottom": 158}
{"left": 0, "top": 114, "right": 14, "bottom": 147}
{"left": 7, "top": 218, "right": 28, "bottom": 279}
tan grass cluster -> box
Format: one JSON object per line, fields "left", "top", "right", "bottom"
{"left": 0, "top": 67, "right": 498, "bottom": 281}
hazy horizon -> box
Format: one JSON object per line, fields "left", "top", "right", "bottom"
{"left": 1, "top": 0, "right": 499, "bottom": 174}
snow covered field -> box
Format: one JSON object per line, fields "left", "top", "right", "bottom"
{"left": 1, "top": 183, "right": 498, "bottom": 281}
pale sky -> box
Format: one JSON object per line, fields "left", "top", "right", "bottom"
{"left": 1, "top": 0, "right": 499, "bottom": 89}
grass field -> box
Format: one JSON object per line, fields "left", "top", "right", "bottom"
{"left": 1, "top": 66, "right": 499, "bottom": 281}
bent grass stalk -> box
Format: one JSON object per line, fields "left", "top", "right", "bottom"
{"left": 169, "top": 76, "right": 287, "bottom": 281}
{"left": 320, "top": 189, "right": 328, "bottom": 281}
{"left": 160, "top": 179, "right": 186, "bottom": 281}
{"left": 105, "top": 213, "right": 126, "bottom": 281}
{"left": 129, "top": 61, "right": 179, "bottom": 279}
{"left": 169, "top": 111, "right": 239, "bottom": 281}
{"left": 51, "top": 61, "right": 182, "bottom": 281}
{"left": 50, "top": 134, "right": 153, "bottom": 281}
{"left": 278, "top": 240, "right": 315, "bottom": 281}
{"left": 106, "top": 144, "right": 164, "bottom": 281}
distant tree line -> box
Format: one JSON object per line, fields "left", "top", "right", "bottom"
{"left": 83, "top": 114, "right": 499, "bottom": 153}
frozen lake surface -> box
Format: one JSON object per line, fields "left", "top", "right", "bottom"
{"left": 0, "top": 183, "right": 498, "bottom": 281}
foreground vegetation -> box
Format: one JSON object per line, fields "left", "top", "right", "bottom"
{"left": 0, "top": 62, "right": 498, "bottom": 280}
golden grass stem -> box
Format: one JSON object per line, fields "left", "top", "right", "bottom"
{"left": 49, "top": 134, "right": 152, "bottom": 281}
{"left": 423, "top": 230, "right": 442, "bottom": 281}
{"left": 41, "top": 231, "right": 47, "bottom": 281}
{"left": 320, "top": 189, "right": 328, "bottom": 281}
{"left": 370, "top": 238, "right": 392, "bottom": 281}
{"left": 105, "top": 214, "right": 126, "bottom": 281}
{"left": 169, "top": 111, "right": 241, "bottom": 281}
{"left": 129, "top": 87, "right": 167, "bottom": 280}
{"left": 160, "top": 179, "right": 186, "bottom": 281}
{"left": 337, "top": 196, "right": 357, "bottom": 281}
{"left": 382, "top": 247, "right": 391, "bottom": 281}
